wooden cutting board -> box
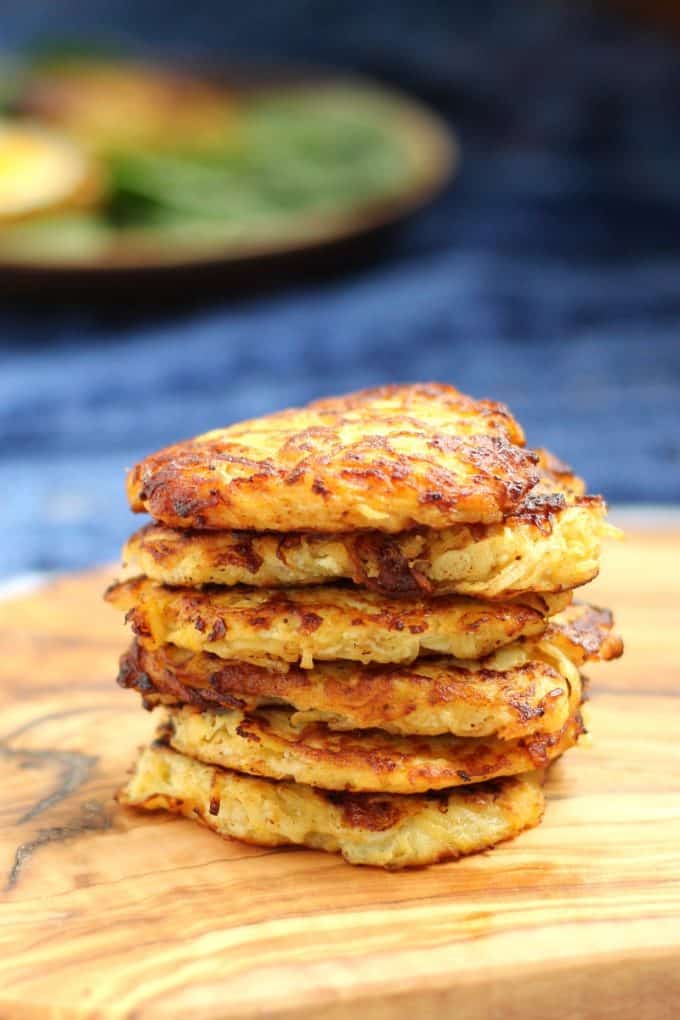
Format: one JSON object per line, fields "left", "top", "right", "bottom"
{"left": 1, "top": 530, "right": 679, "bottom": 1019}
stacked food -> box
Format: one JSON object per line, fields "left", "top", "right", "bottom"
{"left": 107, "top": 384, "right": 622, "bottom": 868}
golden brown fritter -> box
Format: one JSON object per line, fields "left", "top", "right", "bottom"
{"left": 160, "top": 677, "right": 582, "bottom": 794}
{"left": 106, "top": 576, "right": 571, "bottom": 668}
{"left": 126, "top": 384, "right": 541, "bottom": 533}
{"left": 123, "top": 451, "right": 614, "bottom": 599}
{"left": 119, "top": 742, "right": 546, "bottom": 869}
{"left": 119, "top": 636, "right": 577, "bottom": 739}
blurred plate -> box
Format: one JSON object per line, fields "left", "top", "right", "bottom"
{"left": 0, "top": 64, "right": 458, "bottom": 293}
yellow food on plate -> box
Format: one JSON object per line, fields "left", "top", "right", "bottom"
{"left": 106, "top": 576, "right": 571, "bottom": 669}
{"left": 119, "top": 741, "right": 545, "bottom": 869}
{"left": 0, "top": 121, "right": 104, "bottom": 223}
{"left": 19, "top": 59, "right": 238, "bottom": 153}
{"left": 126, "top": 383, "right": 541, "bottom": 533}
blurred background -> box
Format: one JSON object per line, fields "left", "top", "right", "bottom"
{"left": 1, "top": 0, "right": 679, "bottom": 584}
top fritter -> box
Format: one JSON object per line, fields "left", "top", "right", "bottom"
{"left": 127, "top": 384, "right": 539, "bottom": 532}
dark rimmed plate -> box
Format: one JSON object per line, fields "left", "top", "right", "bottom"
{"left": 0, "top": 66, "right": 458, "bottom": 296}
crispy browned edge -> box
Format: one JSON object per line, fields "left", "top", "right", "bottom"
{"left": 548, "top": 603, "right": 624, "bottom": 664}
{"left": 161, "top": 693, "right": 584, "bottom": 780}
{"left": 104, "top": 577, "right": 559, "bottom": 665}
{"left": 123, "top": 446, "right": 605, "bottom": 598}
{"left": 117, "top": 638, "right": 567, "bottom": 733}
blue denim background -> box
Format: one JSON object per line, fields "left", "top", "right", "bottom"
{"left": 2, "top": 1, "right": 680, "bottom": 579}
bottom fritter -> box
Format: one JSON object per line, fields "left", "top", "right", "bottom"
{"left": 118, "top": 741, "right": 546, "bottom": 869}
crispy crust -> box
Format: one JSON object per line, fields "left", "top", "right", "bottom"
{"left": 119, "top": 635, "right": 577, "bottom": 739}
{"left": 547, "top": 603, "right": 624, "bottom": 665}
{"left": 118, "top": 743, "right": 546, "bottom": 869}
{"left": 123, "top": 500, "right": 607, "bottom": 599}
{"left": 106, "top": 577, "right": 570, "bottom": 668}
{"left": 122, "top": 450, "right": 613, "bottom": 599}
{"left": 161, "top": 673, "right": 583, "bottom": 794}
{"left": 126, "top": 384, "right": 540, "bottom": 533}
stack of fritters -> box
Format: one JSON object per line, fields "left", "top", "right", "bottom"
{"left": 107, "top": 384, "right": 622, "bottom": 868}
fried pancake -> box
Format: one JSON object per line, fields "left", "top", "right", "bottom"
{"left": 123, "top": 452, "right": 614, "bottom": 599}
{"left": 161, "top": 674, "right": 582, "bottom": 794}
{"left": 126, "top": 383, "right": 540, "bottom": 533}
{"left": 119, "top": 637, "right": 575, "bottom": 739}
{"left": 106, "top": 577, "right": 571, "bottom": 668}
{"left": 119, "top": 742, "right": 545, "bottom": 869}
{"left": 120, "top": 593, "right": 611, "bottom": 741}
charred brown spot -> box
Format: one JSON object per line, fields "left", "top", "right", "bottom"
{"left": 561, "top": 605, "right": 613, "bottom": 654}
{"left": 506, "top": 493, "right": 566, "bottom": 535}
{"left": 284, "top": 464, "right": 307, "bottom": 486}
{"left": 235, "top": 721, "right": 261, "bottom": 743}
{"left": 210, "top": 533, "right": 264, "bottom": 575}
{"left": 348, "top": 533, "right": 427, "bottom": 598}
{"left": 208, "top": 618, "right": 227, "bottom": 642}
{"left": 427, "top": 435, "right": 463, "bottom": 455}
{"left": 134, "top": 671, "right": 153, "bottom": 694}
{"left": 173, "top": 496, "right": 205, "bottom": 519}
{"left": 249, "top": 615, "right": 270, "bottom": 628}
{"left": 300, "top": 612, "right": 323, "bottom": 634}
{"left": 214, "top": 452, "right": 277, "bottom": 473}
{"left": 325, "top": 792, "right": 403, "bottom": 832}
{"left": 125, "top": 608, "right": 151, "bottom": 639}
{"left": 547, "top": 603, "right": 622, "bottom": 663}
{"left": 274, "top": 533, "right": 303, "bottom": 566}
{"left": 507, "top": 691, "right": 547, "bottom": 723}
{"left": 150, "top": 734, "right": 171, "bottom": 750}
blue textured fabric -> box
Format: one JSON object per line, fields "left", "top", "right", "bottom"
{"left": 2, "top": 0, "right": 680, "bottom": 578}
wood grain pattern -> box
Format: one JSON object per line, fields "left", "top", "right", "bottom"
{"left": 1, "top": 531, "right": 679, "bottom": 1019}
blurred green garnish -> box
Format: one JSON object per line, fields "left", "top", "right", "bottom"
{"left": 0, "top": 54, "right": 417, "bottom": 261}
